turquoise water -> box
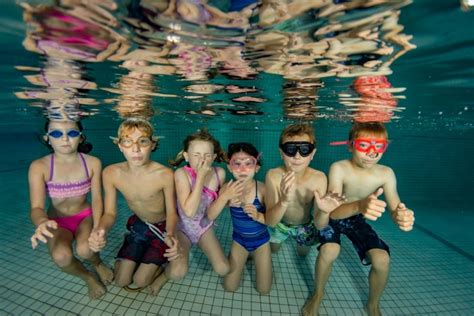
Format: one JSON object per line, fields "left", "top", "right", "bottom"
{"left": 1, "top": 0, "right": 473, "bottom": 315}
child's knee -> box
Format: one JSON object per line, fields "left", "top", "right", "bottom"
{"left": 256, "top": 284, "right": 271, "bottom": 295}
{"left": 75, "top": 242, "right": 93, "bottom": 260}
{"left": 167, "top": 263, "right": 188, "bottom": 281}
{"left": 114, "top": 274, "right": 132, "bottom": 288}
{"left": 214, "top": 261, "right": 230, "bottom": 276}
{"left": 223, "top": 281, "right": 238, "bottom": 293}
{"left": 132, "top": 273, "right": 151, "bottom": 288}
{"left": 51, "top": 248, "right": 73, "bottom": 267}
{"left": 370, "top": 251, "right": 390, "bottom": 271}
{"left": 319, "top": 243, "right": 340, "bottom": 262}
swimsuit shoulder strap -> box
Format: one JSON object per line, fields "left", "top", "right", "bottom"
{"left": 79, "top": 153, "right": 90, "bottom": 178}
{"left": 184, "top": 165, "right": 196, "bottom": 185}
{"left": 255, "top": 180, "right": 258, "bottom": 198}
{"left": 48, "top": 154, "right": 54, "bottom": 182}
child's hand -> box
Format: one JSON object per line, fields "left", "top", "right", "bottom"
{"left": 393, "top": 203, "right": 415, "bottom": 232}
{"left": 280, "top": 171, "right": 296, "bottom": 203}
{"left": 31, "top": 220, "right": 58, "bottom": 249}
{"left": 195, "top": 159, "right": 212, "bottom": 181}
{"left": 243, "top": 204, "right": 264, "bottom": 224}
{"left": 229, "top": 198, "right": 241, "bottom": 207}
{"left": 164, "top": 235, "right": 181, "bottom": 261}
{"left": 359, "top": 188, "right": 386, "bottom": 221}
{"left": 315, "top": 191, "right": 346, "bottom": 214}
{"left": 88, "top": 229, "right": 106, "bottom": 253}
{"left": 222, "top": 180, "right": 244, "bottom": 202}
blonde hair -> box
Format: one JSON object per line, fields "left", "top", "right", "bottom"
{"left": 279, "top": 123, "right": 316, "bottom": 145}
{"left": 118, "top": 118, "right": 153, "bottom": 138}
{"left": 117, "top": 118, "right": 159, "bottom": 149}
{"left": 169, "top": 128, "right": 225, "bottom": 167}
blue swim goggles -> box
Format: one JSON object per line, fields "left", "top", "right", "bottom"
{"left": 47, "top": 129, "right": 82, "bottom": 138}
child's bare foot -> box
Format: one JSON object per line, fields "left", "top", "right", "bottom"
{"left": 94, "top": 262, "right": 114, "bottom": 285}
{"left": 86, "top": 276, "right": 106, "bottom": 299}
{"left": 148, "top": 272, "right": 168, "bottom": 296}
{"left": 302, "top": 296, "right": 321, "bottom": 316}
{"left": 364, "top": 303, "right": 382, "bottom": 316}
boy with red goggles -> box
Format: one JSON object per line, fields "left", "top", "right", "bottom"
{"left": 304, "top": 122, "right": 415, "bottom": 316}
{"left": 352, "top": 138, "right": 389, "bottom": 154}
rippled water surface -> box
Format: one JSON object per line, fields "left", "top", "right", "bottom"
{"left": 0, "top": 0, "right": 471, "bottom": 133}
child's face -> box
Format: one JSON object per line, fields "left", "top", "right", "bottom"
{"left": 184, "top": 140, "right": 216, "bottom": 169}
{"left": 118, "top": 128, "right": 155, "bottom": 166}
{"left": 227, "top": 151, "right": 259, "bottom": 182}
{"left": 279, "top": 134, "right": 316, "bottom": 173}
{"left": 350, "top": 133, "right": 387, "bottom": 168}
{"left": 45, "top": 121, "right": 82, "bottom": 154}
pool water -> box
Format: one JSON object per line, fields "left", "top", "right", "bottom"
{"left": 0, "top": 0, "right": 473, "bottom": 315}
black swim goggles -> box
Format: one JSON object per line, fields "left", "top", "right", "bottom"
{"left": 280, "top": 142, "right": 315, "bottom": 157}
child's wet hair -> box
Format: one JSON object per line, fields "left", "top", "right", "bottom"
{"left": 279, "top": 123, "right": 316, "bottom": 145}
{"left": 117, "top": 118, "right": 159, "bottom": 152}
{"left": 42, "top": 120, "right": 92, "bottom": 154}
{"left": 169, "top": 128, "right": 225, "bottom": 167}
{"left": 349, "top": 122, "right": 388, "bottom": 141}
{"left": 227, "top": 142, "right": 262, "bottom": 166}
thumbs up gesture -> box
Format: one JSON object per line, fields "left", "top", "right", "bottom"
{"left": 88, "top": 228, "right": 107, "bottom": 253}
{"left": 393, "top": 202, "right": 415, "bottom": 232}
{"left": 358, "top": 188, "right": 386, "bottom": 221}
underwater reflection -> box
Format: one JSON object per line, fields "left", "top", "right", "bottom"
{"left": 15, "top": 0, "right": 416, "bottom": 123}
{"left": 339, "top": 75, "right": 406, "bottom": 123}
{"left": 15, "top": 1, "right": 128, "bottom": 121}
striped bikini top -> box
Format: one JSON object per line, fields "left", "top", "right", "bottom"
{"left": 45, "top": 153, "right": 91, "bottom": 199}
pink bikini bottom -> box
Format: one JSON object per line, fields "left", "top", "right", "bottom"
{"left": 52, "top": 207, "right": 92, "bottom": 235}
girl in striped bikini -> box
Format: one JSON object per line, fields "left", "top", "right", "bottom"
{"left": 28, "top": 120, "right": 112, "bottom": 299}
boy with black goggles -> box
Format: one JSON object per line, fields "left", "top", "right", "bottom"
{"left": 279, "top": 142, "right": 315, "bottom": 157}
{"left": 265, "top": 124, "right": 344, "bottom": 263}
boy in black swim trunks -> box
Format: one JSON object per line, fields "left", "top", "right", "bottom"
{"left": 303, "top": 122, "right": 415, "bottom": 316}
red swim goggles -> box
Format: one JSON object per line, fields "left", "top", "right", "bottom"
{"left": 352, "top": 138, "right": 389, "bottom": 153}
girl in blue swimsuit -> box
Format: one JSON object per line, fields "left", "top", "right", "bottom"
{"left": 209, "top": 142, "right": 272, "bottom": 294}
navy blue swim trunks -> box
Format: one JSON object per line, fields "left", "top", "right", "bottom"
{"left": 318, "top": 214, "right": 389, "bottom": 265}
